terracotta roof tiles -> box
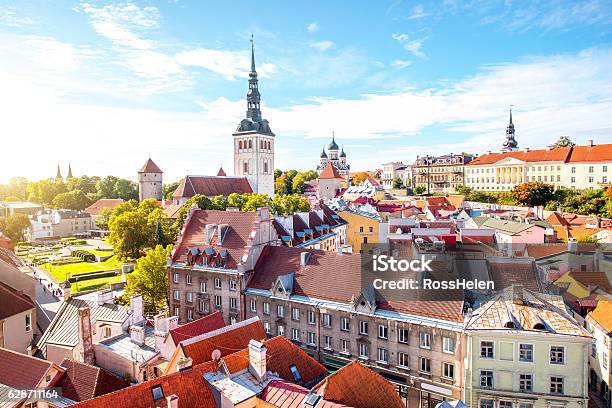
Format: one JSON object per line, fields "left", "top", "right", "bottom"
{"left": 0, "top": 348, "right": 55, "bottom": 389}
{"left": 568, "top": 143, "right": 612, "bottom": 163}
{"left": 468, "top": 147, "right": 572, "bottom": 165}
{"left": 0, "top": 281, "right": 34, "bottom": 320}
{"left": 57, "top": 359, "right": 130, "bottom": 402}
{"left": 84, "top": 199, "right": 123, "bottom": 216}
{"left": 169, "top": 311, "right": 226, "bottom": 344}
{"left": 319, "top": 162, "right": 342, "bottom": 179}
{"left": 138, "top": 158, "right": 163, "bottom": 173}
{"left": 172, "top": 175, "right": 252, "bottom": 199}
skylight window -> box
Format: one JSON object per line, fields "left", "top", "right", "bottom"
{"left": 290, "top": 364, "right": 302, "bottom": 382}
{"left": 151, "top": 385, "right": 164, "bottom": 401}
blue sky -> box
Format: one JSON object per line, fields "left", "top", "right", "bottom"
{"left": 1, "top": 0, "right": 611, "bottom": 183}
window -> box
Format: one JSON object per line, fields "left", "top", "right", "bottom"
{"left": 186, "top": 274, "right": 192, "bottom": 285}
{"left": 519, "top": 344, "right": 533, "bottom": 362}
{"left": 359, "top": 343, "right": 369, "bottom": 358}
{"left": 589, "top": 166, "right": 594, "bottom": 173}
{"left": 443, "top": 336, "right": 455, "bottom": 353}
{"left": 151, "top": 385, "right": 164, "bottom": 401}
{"left": 187, "top": 309, "right": 193, "bottom": 321}
{"left": 378, "top": 325, "right": 388, "bottom": 339}
{"left": 199, "top": 281, "right": 207, "bottom": 293}
{"left": 25, "top": 314, "right": 31, "bottom": 332}
{"left": 214, "top": 278, "right": 221, "bottom": 289}
{"left": 174, "top": 307, "right": 179, "bottom": 317}
{"left": 323, "top": 313, "right": 332, "bottom": 327}
{"left": 214, "top": 295, "right": 222, "bottom": 308}
{"left": 589, "top": 176, "right": 594, "bottom": 183}
{"left": 604, "top": 352, "right": 608, "bottom": 370}
{"left": 519, "top": 404, "right": 533, "bottom": 408}
{"left": 369, "top": 226, "right": 373, "bottom": 233}
{"left": 550, "top": 346, "right": 564, "bottom": 364}
{"left": 550, "top": 376, "right": 564, "bottom": 394}
{"left": 291, "top": 328, "right": 300, "bottom": 341}
{"left": 324, "top": 336, "right": 332, "bottom": 349}
{"left": 341, "top": 317, "right": 350, "bottom": 331}
{"left": 278, "top": 325, "right": 285, "bottom": 336}
{"left": 186, "top": 292, "right": 193, "bottom": 303}
{"left": 519, "top": 374, "right": 533, "bottom": 391}
{"left": 377, "top": 348, "right": 389, "bottom": 364}
{"left": 480, "top": 341, "right": 494, "bottom": 358}
{"left": 571, "top": 167, "right": 576, "bottom": 173}
{"left": 104, "top": 326, "right": 111, "bottom": 338}
{"left": 229, "top": 280, "right": 237, "bottom": 291}
{"left": 419, "top": 357, "right": 431, "bottom": 373}
{"left": 341, "top": 339, "right": 350, "bottom": 354}
{"left": 263, "top": 302, "right": 270, "bottom": 315}
{"left": 289, "top": 364, "right": 302, "bottom": 382}
{"left": 480, "top": 400, "right": 494, "bottom": 408}
{"left": 592, "top": 343, "right": 597, "bottom": 358}
{"left": 443, "top": 362, "right": 454, "bottom": 379}
{"left": 499, "top": 402, "right": 512, "bottom": 408}
{"left": 480, "top": 370, "right": 493, "bottom": 388}
{"left": 250, "top": 298, "right": 256, "bottom": 312}
{"left": 398, "top": 352, "right": 409, "bottom": 368}
{"left": 604, "top": 165, "right": 608, "bottom": 172}
{"left": 173, "top": 273, "right": 179, "bottom": 283}
{"left": 307, "top": 331, "right": 316, "bottom": 345}
{"left": 571, "top": 177, "right": 576, "bottom": 183}
{"left": 308, "top": 310, "right": 316, "bottom": 324}
{"left": 173, "top": 290, "right": 180, "bottom": 300}
{"left": 292, "top": 307, "right": 300, "bottom": 321}
{"left": 264, "top": 321, "right": 271, "bottom": 334}
{"left": 277, "top": 305, "right": 285, "bottom": 318}
{"left": 420, "top": 332, "right": 431, "bottom": 349}
{"left": 229, "top": 297, "right": 237, "bottom": 310}
{"left": 198, "top": 299, "right": 208, "bottom": 313}
{"left": 398, "top": 328, "right": 409, "bottom": 344}
{"left": 359, "top": 321, "right": 369, "bottom": 335}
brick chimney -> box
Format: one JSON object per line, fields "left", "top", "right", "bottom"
{"left": 130, "top": 295, "right": 144, "bottom": 324}
{"left": 166, "top": 394, "right": 178, "bottom": 408}
{"left": 176, "top": 356, "right": 193, "bottom": 372}
{"left": 129, "top": 325, "right": 145, "bottom": 346}
{"left": 248, "top": 339, "right": 267, "bottom": 382}
{"left": 77, "top": 307, "right": 95, "bottom": 365}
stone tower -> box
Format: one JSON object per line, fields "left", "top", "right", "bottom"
{"left": 138, "top": 158, "right": 163, "bottom": 201}
{"left": 233, "top": 36, "right": 275, "bottom": 197}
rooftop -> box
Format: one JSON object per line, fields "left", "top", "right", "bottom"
{"left": 172, "top": 175, "right": 253, "bottom": 199}
{"left": 98, "top": 324, "right": 157, "bottom": 363}
{"left": 169, "top": 311, "right": 225, "bottom": 344}
{"left": 84, "top": 199, "right": 123, "bottom": 216}
{"left": 0, "top": 281, "right": 34, "bottom": 320}
{"left": 57, "top": 359, "right": 130, "bottom": 402}
{"left": 0, "top": 347, "right": 56, "bottom": 389}
{"left": 138, "top": 158, "right": 163, "bottom": 173}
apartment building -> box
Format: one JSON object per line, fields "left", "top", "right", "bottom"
{"left": 413, "top": 153, "right": 474, "bottom": 194}
{"left": 27, "top": 209, "right": 92, "bottom": 241}
{"left": 465, "top": 141, "right": 612, "bottom": 191}
{"left": 337, "top": 208, "right": 384, "bottom": 253}
{"left": 585, "top": 300, "right": 612, "bottom": 407}
{"left": 244, "top": 245, "right": 466, "bottom": 408}
{"left": 167, "top": 207, "right": 276, "bottom": 324}
{"left": 0, "top": 281, "right": 35, "bottom": 354}
{"left": 381, "top": 161, "right": 409, "bottom": 190}
{"left": 464, "top": 285, "right": 592, "bottom": 408}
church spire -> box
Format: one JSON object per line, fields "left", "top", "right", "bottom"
{"left": 67, "top": 162, "right": 73, "bottom": 179}
{"left": 55, "top": 162, "right": 62, "bottom": 181}
{"left": 502, "top": 107, "right": 518, "bottom": 151}
{"left": 246, "top": 34, "right": 261, "bottom": 121}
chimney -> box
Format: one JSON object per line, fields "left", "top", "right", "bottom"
{"left": 97, "top": 289, "right": 113, "bottom": 306}
{"left": 300, "top": 252, "right": 310, "bottom": 266}
{"left": 588, "top": 139, "right": 594, "bottom": 147}
{"left": 248, "top": 339, "right": 267, "bottom": 382}
{"left": 168, "top": 315, "right": 179, "bottom": 331}
{"left": 62, "top": 280, "right": 71, "bottom": 301}
{"left": 77, "top": 307, "right": 95, "bottom": 365}
{"left": 568, "top": 238, "right": 578, "bottom": 253}
{"left": 176, "top": 356, "right": 193, "bottom": 372}
{"left": 129, "top": 325, "right": 145, "bottom": 346}
{"left": 166, "top": 395, "right": 178, "bottom": 408}
{"left": 130, "top": 295, "right": 144, "bottom": 324}
{"left": 512, "top": 285, "right": 524, "bottom": 305}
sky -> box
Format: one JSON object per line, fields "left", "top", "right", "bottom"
{"left": 1, "top": 0, "right": 612, "bottom": 183}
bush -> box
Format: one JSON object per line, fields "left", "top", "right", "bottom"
{"left": 71, "top": 249, "right": 96, "bottom": 262}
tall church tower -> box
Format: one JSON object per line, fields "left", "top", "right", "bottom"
{"left": 502, "top": 108, "right": 518, "bottom": 152}
{"left": 138, "top": 158, "right": 163, "bottom": 201}
{"left": 233, "top": 36, "right": 275, "bottom": 197}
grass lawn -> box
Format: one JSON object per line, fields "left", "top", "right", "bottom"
{"left": 40, "top": 256, "right": 123, "bottom": 281}
{"left": 71, "top": 275, "right": 123, "bottom": 294}
{"left": 86, "top": 249, "right": 115, "bottom": 257}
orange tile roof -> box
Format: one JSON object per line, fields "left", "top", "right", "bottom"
{"left": 568, "top": 272, "right": 612, "bottom": 292}
{"left": 546, "top": 212, "right": 569, "bottom": 227}
{"left": 588, "top": 300, "right": 612, "bottom": 332}
{"left": 138, "top": 158, "right": 163, "bottom": 173}
{"left": 0, "top": 347, "right": 57, "bottom": 389}
{"left": 0, "top": 281, "right": 34, "bottom": 320}
{"left": 262, "top": 380, "right": 349, "bottom": 408}
{"left": 468, "top": 147, "right": 572, "bottom": 165}
{"left": 169, "top": 311, "right": 226, "bottom": 344}
{"left": 311, "top": 360, "right": 405, "bottom": 408}
{"left": 172, "top": 175, "right": 253, "bottom": 199}
{"left": 567, "top": 143, "right": 612, "bottom": 163}
{"left": 84, "top": 199, "right": 123, "bottom": 216}
{"left": 319, "top": 162, "right": 342, "bottom": 179}
{"left": 57, "top": 359, "right": 130, "bottom": 402}
{"left": 526, "top": 243, "right": 569, "bottom": 259}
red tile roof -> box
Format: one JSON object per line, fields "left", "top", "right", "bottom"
{"left": 568, "top": 272, "right": 612, "bottom": 292}
{"left": 138, "top": 158, "right": 163, "bottom": 173}
{"left": 57, "top": 359, "right": 130, "bottom": 402}
{"left": 172, "top": 210, "right": 258, "bottom": 268}
{"left": 319, "top": 162, "right": 342, "bottom": 179}
{"left": 172, "top": 175, "right": 252, "bottom": 199}
{"left": 216, "top": 167, "right": 227, "bottom": 176}
{"left": 72, "top": 361, "right": 218, "bottom": 408}
{"left": 0, "top": 347, "right": 56, "bottom": 389}
{"left": 311, "top": 360, "right": 405, "bottom": 408}
{"left": 261, "top": 380, "right": 349, "bottom": 408}
{"left": 0, "top": 281, "right": 34, "bottom": 320}
{"left": 179, "top": 317, "right": 267, "bottom": 366}
{"left": 489, "top": 261, "right": 540, "bottom": 292}
{"left": 169, "top": 311, "right": 226, "bottom": 344}
{"left": 567, "top": 143, "right": 612, "bottom": 163}
{"left": 468, "top": 147, "right": 572, "bottom": 165}
{"left": 84, "top": 199, "right": 124, "bottom": 216}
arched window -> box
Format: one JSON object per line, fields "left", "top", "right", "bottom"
{"left": 264, "top": 160, "right": 269, "bottom": 174}
{"left": 239, "top": 141, "right": 243, "bottom": 150}
{"left": 248, "top": 139, "right": 252, "bottom": 149}
{"left": 243, "top": 161, "right": 248, "bottom": 174}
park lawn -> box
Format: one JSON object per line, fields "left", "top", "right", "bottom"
{"left": 71, "top": 275, "right": 123, "bottom": 294}
{"left": 85, "top": 249, "right": 115, "bottom": 257}
{"left": 40, "top": 256, "right": 123, "bottom": 281}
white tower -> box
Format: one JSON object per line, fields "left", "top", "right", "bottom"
{"left": 233, "top": 36, "right": 275, "bottom": 197}
{"left": 138, "top": 158, "right": 163, "bottom": 201}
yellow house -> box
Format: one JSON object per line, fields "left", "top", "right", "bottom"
{"left": 338, "top": 209, "right": 382, "bottom": 253}
{"left": 465, "top": 285, "right": 592, "bottom": 408}
{"left": 586, "top": 301, "right": 612, "bottom": 404}
{"left": 553, "top": 271, "right": 612, "bottom": 300}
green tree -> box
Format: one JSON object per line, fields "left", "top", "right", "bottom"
{"left": 0, "top": 214, "right": 30, "bottom": 242}
{"left": 52, "top": 190, "right": 93, "bottom": 210}
{"left": 551, "top": 136, "right": 576, "bottom": 148}
{"left": 274, "top": 169, "right": 283, "bottom": 179}
{"left": 292, "top": 173, "right": 306, "bottom": 194}
{"left": 351, "top": 172, "right": 370, "bottom": 185}
{"left": 115, "top": 178, "right": 139, "bottom": 201}
{"left": 413, "top": 186, "right": 426, "bottom": 195}
{"left": 108, "top": 199, "right": 161, "bottom": 260}
{"left": 96, "top": 176, "right": 119, "bottom": 198}
{"left": 211, "top": 195, "right": 228, "bottom": 210}
{"left": 242, "top": 193, "right": 271, "bottom": 212}
{"left": 272, "top": 194, "right": 310, "bottom": 215}
{"left": 162, "top": 181, "right": 180, "bottom": 200}
{"left": 301, "top": 170, "right": 318, "bottom": 181}
{"left": 274, "top": 175, "right": 289, "bottom": 195}
{"left": 27, "top": 179, "right": 67, "bottom": 206}
{"left": 227, "top": 193, "right": 247, "bottom": 209}
{"left": 0, "top": 177, "right": 28, "bottom": 201}
{"left": 392, "top": 177, "right": 403, "bottom": 189}
{"left": 511, "top": 182, "right": 554, "bottom": 206}
{"left": 125, "top": 245, "right": 171, "bottom": 314}
{"left": 96, "top": 207, "right": 112, "bottom": 230}
{"left": 67, "top": 176, "right": 100, "bottom": 195}
{"left": 155, "top": 219, "right": 166, "bottom": 246}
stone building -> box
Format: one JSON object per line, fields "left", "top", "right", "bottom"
{"left": 412, "top": 153, "right": 474, "bottom": 194}
{"left": 317, "top": 134, "right": 350, "bottom": 176}
{"left": 138, "top": 158, "right": 163, "bottom": 201}
{"left": 317, "top": 162, "right": 344, "bottom": 201}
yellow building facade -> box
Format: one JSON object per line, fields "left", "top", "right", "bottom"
{"left": 337, "top": 210, "right": 382, "bottom": 253}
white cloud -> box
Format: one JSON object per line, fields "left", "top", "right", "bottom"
{"left": 306, "top": 22, "right": 319, "bottom": 32}
{"left": 175, "top": 48, "right": 277, "bottom": 80}
{"left": 392, "top": 33, "right": 410, "bottom": 42}
{"left": 392, "top": 59, "right": 413, "bottom": 68}
{"left": 0, "top": 7, "right": 33, "bottom": 27}
{"left": 309, "top": 40, "right": 335, "bottom": 52}
{"left": 408, "top": 4, "right": 429, "bottom": 19}
{"left": 403, "top": 38, "right": 428, "bottom": 59}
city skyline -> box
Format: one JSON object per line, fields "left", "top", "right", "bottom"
{"left": 1, "top": 0, "right": 612, "bottom": 183}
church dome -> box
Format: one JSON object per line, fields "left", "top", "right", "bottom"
{"left": 328, "top": 137, "right": 339, "bottom": 151}
{"left": 320, "top": 147, "right": 328, "bottom": 158}
{"left": 340, "top": 148, "right": 346, "bottom": 158}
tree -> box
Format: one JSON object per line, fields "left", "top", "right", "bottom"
{"left": 351, "top": 172, "right": 370, "bottom": 185}
{"left": 274, "top": 175, "right": 289, "bottom": 195}
{"left": 0, "top": 214, "right": 30, "bottom": 242}
{"left": 96, "top": 176, "right": 119, "bottom": 198}
{"left": 155, "top": 219, "right": 166, "bottom": 247}
{"left": 125, "top": 245, "right": 171, "bottom": 314}
{"left": 551, "top": 136, "right": 576, "bottom": 148}
{"left": 211, "top": 195, "right": 228, "bottom": 210}
{"left": 274, "top": 169, "right": 283, "bottom": 179}
{"left": 413, "top": 186, "right": 426, "bottom": 195}
{"left": 272, "top": 194, "right": 310, "bottom": 215}
{"left": 115, "top": 178, "right": 139, "bottom": 201}
{"left": 108, "top": 199, "right": 161, "bottom": 260}
{"left": 242, "top": 193, "right": 271, "bottom": 212}
{"left": 27, "top": 179, "right": 67, "bottom": 206}
{"left": 301, "top": 170, "right": 318, "bottom": 181}
{"left": 52, "top": 190, "right": 94, "bottom": 210}
{"left": 67, "top": 176, "right": 100, "bottom": 195}
{"left": 511, "top": 182, "right": 554, "bottom": 206}
{"left": 0, "top": 177, "right": 28, "bottom": 201}
{"left": 163, "top": 181, "right": 180, "bottom": 200}
{"left": 96, "top": 207, "right": 112, "bottom": 230}
{"left": 392, "top": 177, "right": 403, "bottom": 189}
{"left": 292, "top": 174, "right": 306, "bottom": 194}
{"left": 227, "top": 193, "right": 247, "bottom": 209}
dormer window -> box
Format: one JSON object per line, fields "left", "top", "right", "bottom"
{"left": 151, "top": 385, "right": 164, "bottom": 401}
{"left": 533, "top": 323, "right": 546, "bottom": 330}
{"left": 504, "top": 321, "right": 516, "bottom": 328}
